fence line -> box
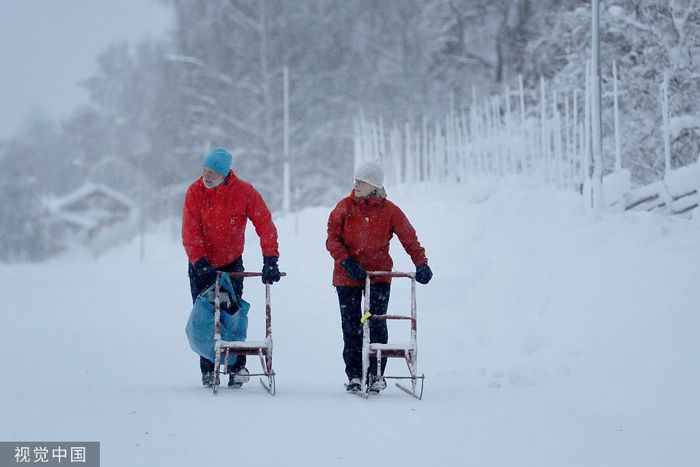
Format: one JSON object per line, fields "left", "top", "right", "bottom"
{"left": 355, "top": 75, "right": 595, "bottom": 191}
{"left": 353, "top": 68, "right": 698, "bottom": 217}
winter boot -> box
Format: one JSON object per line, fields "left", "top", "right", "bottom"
{"left": 368, "top": 377, "right": 387, "bottom": 394}
{"left": 202, "top": 371, "right": 215, "bottom": 387}
{"left": 228, "top": 367, "right": 250, "bottom": 388}
{"left": 345, "top": 378, "right": 362, "bottom": 393}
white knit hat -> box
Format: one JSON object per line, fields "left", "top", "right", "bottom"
{"left": 354, "top": 160, "right": 384, "bottom": 188}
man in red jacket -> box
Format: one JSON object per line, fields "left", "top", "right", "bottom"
{"left": 182, "top": 148, "right": 281, "bottom": 387}
{"left": 326, "top": 160, "right": 432, "bottom": 393}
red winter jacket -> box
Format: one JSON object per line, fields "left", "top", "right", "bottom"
{"left": 326, "top": 192, "right": 428, "bottom": 286}
{"left": 182, "top": 171, "right": 279, "bottom": 268}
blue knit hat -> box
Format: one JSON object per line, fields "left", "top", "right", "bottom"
{"left": 202, "top": 148, "right": 232, "bottom": 176}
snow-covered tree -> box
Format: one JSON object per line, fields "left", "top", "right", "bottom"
{"left": 523, "top": 0, "right": 700, "bottom": 183}
{"left": 0, "top": 121, "right": 56, "bottom": 261}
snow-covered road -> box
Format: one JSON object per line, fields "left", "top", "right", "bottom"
{"left": 2, "top": 178, "right": 699, "bottom": 466}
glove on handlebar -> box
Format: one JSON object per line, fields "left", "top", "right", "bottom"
{"left": 262, "top": 256, "right": 281, "bottom": 284}
{"left": 415, "top": 263, "right": 433, "bottom": 285}
{"left": 193, "top": 257, "right": 217, "bottom": 289}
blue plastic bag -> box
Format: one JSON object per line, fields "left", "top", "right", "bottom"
{"left": 185, "top": 273, "right": 251, "bottom": 366}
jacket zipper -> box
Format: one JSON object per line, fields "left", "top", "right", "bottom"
{"left": 361, "top": 201, "right": 369, "bottom": 256}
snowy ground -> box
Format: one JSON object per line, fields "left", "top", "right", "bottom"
{"left": 2, "top": 177, "right": 699, "bottom": 466}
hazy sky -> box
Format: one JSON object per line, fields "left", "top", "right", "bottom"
{"left": 0, "top": 0, "right": 172, "bottom": 139}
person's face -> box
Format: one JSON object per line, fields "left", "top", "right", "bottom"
{"left": 202, "top": 168, "right": 225, "bottom": 189}
{"left": 353, "top": 179, "right": 375, "bottom": 198}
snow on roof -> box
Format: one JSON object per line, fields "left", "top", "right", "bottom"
{"left": 45, "top": 183, "right": 133, "bottom": 213}
{"left": 48, "top": 211, "right": 100, "bottom": 230}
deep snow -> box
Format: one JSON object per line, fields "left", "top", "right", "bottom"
{"left": 2, "top": 177, "right": 699, "bottom": 466}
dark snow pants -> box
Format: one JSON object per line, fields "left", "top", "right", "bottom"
{"left": 336, "top": 282, "right": 391, "bottom": 381}
{"left": 188, "top": 256, "right": 246, "bottom": 374}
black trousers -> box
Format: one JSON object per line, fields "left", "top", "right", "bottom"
{"left": 336, "top": 282, "right": 391, "bottom": 381}
{"left": 188, "top": 256, "right": 246, "bottom": 374}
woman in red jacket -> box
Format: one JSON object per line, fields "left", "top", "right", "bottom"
{"left": 326, "top": 160, "right": 432, "bottom": 393}
{"left": 182, "top": 148, "right": 281, "bottom": 388}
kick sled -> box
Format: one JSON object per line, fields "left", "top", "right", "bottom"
{"left": 211, "top": 271, "right": 285, "bottom": 396}
{"left": 358, "top": 271, "right": 425, "bottom": 400}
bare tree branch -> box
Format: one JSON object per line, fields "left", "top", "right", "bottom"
{"left": 673, "top": 0, "right": 700, "bottom": 52}
{"left": 186, "top": 104, "right": 265, "bottom": 142}
{"left": 165, "top": 54, "right": 261, "bottom": 96}
{"left": 610, "top": 12, "right": 665, "bottom": 44}
{"left": 222, "top": 0, "right": 262, "bottom": 33}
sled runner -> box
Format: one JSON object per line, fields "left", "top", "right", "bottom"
{"left": 359, "top": 271, "right": 425, "bottom": 400}
{"left": 212, "top": 271, "right": 285, "bottom": 396}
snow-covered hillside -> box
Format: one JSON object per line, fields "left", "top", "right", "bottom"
{"left": 2, "top": 177, "right": 698, "bottom": 467}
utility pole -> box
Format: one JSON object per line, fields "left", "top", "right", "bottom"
{"left": 591, "top": 0, "right": 605, "bottom": 210}
{"left": 138, "top": 156, "right": 145, "bottom": 263}
{"left": 282, "top": 65, "right": 291, "bottom": 214}
{"left": 136, "top": 134, "right": 150, "bottom": 263}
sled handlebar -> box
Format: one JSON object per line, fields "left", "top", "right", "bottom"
{"left": 366, "top": 271, "right": 415, "bottom": 279}
{"left": 216, "top": 271, "right": 287, "bottom": 278}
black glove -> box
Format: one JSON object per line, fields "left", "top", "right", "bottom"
{"left": 219, "top": 290, "right": 240, "bottom": 315}
{"left": 193, "top": 257, "right": 217, "bottom": 289}
{"left": 261, "top": 256, "right": 281, "bottom": 284}
{"left": 342, "top": 257, "right": 367, "bottom": 282}
{"left": 415, "top": 264, "right": 433, "bottom": 284}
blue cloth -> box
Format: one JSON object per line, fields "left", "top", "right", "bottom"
{"left": 202, "top": 148, "right": 232, "bottom": 176}
{"left": 185, "top": 272, "right": 250, "bottom": 365}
